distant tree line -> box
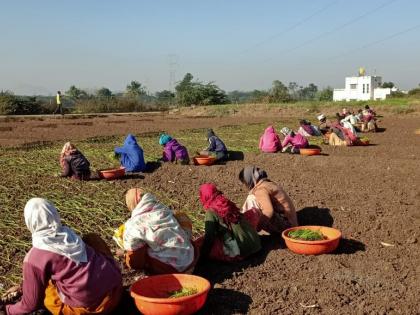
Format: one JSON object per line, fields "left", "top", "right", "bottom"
{"left": 64, "top": 75, "right": 333, "bottom": 108}
{"left": 0, "top": 91, "right": 47, "bottom": 115}
{"left": 1, "top": 74, "right": 419, "bottom": 115}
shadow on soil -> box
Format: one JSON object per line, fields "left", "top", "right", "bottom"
{"left": 297, "top": 206, "right": 334, "bottom": 227}
{"left": 335, "top": 238, "right": 366, "bottom": 255}
{"left": 216, "top": 151, "right": 245, "bottom": 165}
{"left": 217, "top": 151, "right": 245, "bottom": 165}
{"left": 143, "top": 161, "right": 162, "bottom": 173}
{"left": 296, "top": 207, "right": 365, "bottom": 255}
{"left": 195, "top": 235, "right": 279, "bottom": 286}
{"left": 123, "top": 173, "right": 146, "bottom": 180}
{"left": 227, "top": 151, "right": 245, "bottom": 161}
{"left": 307, "top": 144, "right": 322, "bottom": 150}
{"left": 356, "top": 143, "right": 378, "bottom": 147}
{"left": 197, "top": 288, "right": 252, "bottom": 315}
{"left": 111, "top": 289, "right": 139, "bottom": 315}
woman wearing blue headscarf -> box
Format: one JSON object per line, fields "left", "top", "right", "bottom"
{"left": 114, "top": 134, "right": 146, "bottom": 172}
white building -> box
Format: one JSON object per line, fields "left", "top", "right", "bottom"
{"left": 333, "top": 69, "right": 392, "bottom": 101}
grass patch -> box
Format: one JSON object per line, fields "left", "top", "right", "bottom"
{"left": 391, "top": 105, "right": 415, "bottom": 115}
{"left": 179, "top": 98, "right": 419, "bottom": 119}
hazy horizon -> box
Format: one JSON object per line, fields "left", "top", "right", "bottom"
{"left": 1, "top": 0, "right": 419, "bottom": 96}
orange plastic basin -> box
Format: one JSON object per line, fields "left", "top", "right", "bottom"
{"left": 193, "top": 155, "right": 216, "bottom": 166}
{"left": 98, "top": 167, "right": 125, "bottom": 180}
{"left": 300, "top": 148, "right": 321, "bottom": 156}
{"left": 358, "top": 139, "right": 370, "bottom": 146}
{"left": 130, "top": 274, "right": 211, "bottom": 315}
{"left": 282, "top": 226, "right": 341, "bottom": 255}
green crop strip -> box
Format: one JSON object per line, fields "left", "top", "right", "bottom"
{"left": 0, "top": 119, "right": 298, "bottom": 292}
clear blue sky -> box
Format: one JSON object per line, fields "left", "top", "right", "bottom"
{"left": 1, "top": 0, "right": 419, "bottom": 95}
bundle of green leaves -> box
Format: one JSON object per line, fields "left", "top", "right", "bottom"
{"left": 168, "top": 287, "right": 198, "bottom": 298}
{"left": 288, "top": 229, "right": 324, "bottom": 241}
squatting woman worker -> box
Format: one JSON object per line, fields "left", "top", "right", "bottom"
{"left": 239, "top": 166, "right": 298, "bottom": 234}
{"left": 3, "top": 198, "right": 122, "bottom": 315}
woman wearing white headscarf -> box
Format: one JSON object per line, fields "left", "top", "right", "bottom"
{"left": 239, "top": 166, "right": 298, "bottom": 234}
{"left": 4, "top": 198, "right": 122, "bottom": 315}
{"left": 317, "top": 114, "right": 333, "bottom": 134}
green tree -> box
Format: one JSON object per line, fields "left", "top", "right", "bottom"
{"left": 155, "top": 90, "right": 175, "bottom": 105}
{"left": 177, "top": 73, "right": 194, "bottom": 89}
{"left": 96, "top": 87, "right": 113, "bottom": 99}
{"left": 250, "top": 90, "right": 269, "bottom": 102}
{"left": 0, "top": 92, "right": 42, "bottom": 115}
{"left": 126, "top": 81, "right": 146, "bottom": 98}
{"left": 298, "top": 83, "right": 318, "bottom": 101}
{"left": 175, "top": 73, "right": 198, "bottom": 106}
{"left": 269, "top": 80, "right": 290, "bottom": 103}
{"left": 288, "top": 82, "right": 300, "bottom": 100}
{"left": 66, "top": 85, "right": 88, "bottom": 100}
{"left": 199, "top": 83, "right": 228, "bottom": 105}
{"left": 317, "top": 87, "right": 333, "bottom": 101}
{"left": 389, "top": 90, "right": 405, "bottom": 98}
{"left": 381, "top": 82, "right": 395, "bottom": 88}
{"left": 175, "top": 73, "right": 228, "bottom": 106}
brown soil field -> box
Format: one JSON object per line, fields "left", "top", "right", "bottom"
{"left": 0, "top": 113, "right": 280, "bottom": 147}
{"left": 1, "top": 112, "right": 419, "bottom": 314}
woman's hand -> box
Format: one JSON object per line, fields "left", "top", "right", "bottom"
{"left": 1, "top": 284, "right": 22, "bottom": 304}
{"left": 3, "top": 284, "right": 22, "bottom": 296}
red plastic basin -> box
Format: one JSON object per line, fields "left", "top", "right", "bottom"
{"left": 130, "top": 274, "right": 211, "bottom": 315}
{"left": 282, "top": 226, "right": 341, "bottom": 255}
{"left": 98, "top": 167, "right": 125, "bottom": 180}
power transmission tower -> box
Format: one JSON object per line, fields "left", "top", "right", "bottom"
{"left": 167, "top": 54, "right": 179, "bottom": 91}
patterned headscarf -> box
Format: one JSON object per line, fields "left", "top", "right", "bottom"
{"left": 61, "top": 142, "right": 76, "bottom": 156}
{"left": 125, "top": 188, "right": 144, "bottom": 211}
{"left": 199, "top": 183, "right": 240, "bottom": 224}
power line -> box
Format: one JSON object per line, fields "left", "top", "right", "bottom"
{"left": 289, "top": 22, "right": 420, "bottom": 71}
{"left": 238, "top": 0, "right": 340, "bottom": 55}
{"left": 328, "top": 23, "right": 420, "bottom": 61}
{"left": 262, "top": 0, "right": 398, "bottom": 63}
